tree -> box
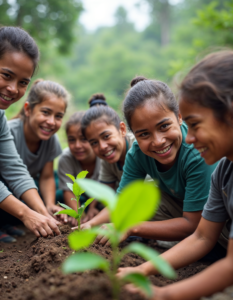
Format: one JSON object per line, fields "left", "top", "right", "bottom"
{"left": 0, "top": 0, "right": 83, "bottom": 54}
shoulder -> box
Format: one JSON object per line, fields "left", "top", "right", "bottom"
{"left": 212, "top": 157, "right": 232, "bottom": 182}
{"left": 59, "top": 147, "right": 73, "bottom": 162}
{"left": 7, "top": 118, "right": 22, "bottom": 134}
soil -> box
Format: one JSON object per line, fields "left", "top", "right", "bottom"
{"left": 0, "top": 225, "right": 232, "bottom": 300}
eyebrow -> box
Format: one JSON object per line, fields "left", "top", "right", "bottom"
{"left": 134, "top": 118, "right": 171, "bottom": 134}
{"left": 88, "top": 130, "right": 110, "bottom": 142}
{"left": 183, "top": 115, "right": 196, "bottom": 121}
{"left": 2, "top": 68, "right": 31, "bottom": 82}
{"left": 41, "top": 107, "right": 64, "bottom": 115}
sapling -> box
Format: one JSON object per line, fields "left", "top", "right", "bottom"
{"left": 62, "top": 179, "right": 176, "bottom": 299}
{"left": 54, "top": 171, "right": 94, "bottom": 231}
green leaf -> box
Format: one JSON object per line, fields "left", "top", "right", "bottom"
{"left": 76, "top": 170, "right": 89, "bottom": 179}
{"left": 73, "top": 181, "right": 81, "bottom": 198}
{"left": 67, "top": 183, "right": 73, "bottom": 192}
{"left": 68, "top": 230, "right": 97, "bottom": 250}
{"left": 0, "top": 249, "right": 4, "bottom": 253}
{"left": 55, "top": 209, "right": 79, "bottom": 219}
{"left": 111, "top": 180, "right": 160, "bottom": 232}
{"left": 66, "top": 174, "right": 75, "bottom": 183}
{"left": 76, "top": 179, "right": 117, "bottom": 211}
{"left": 57, "top": 202, "right": 72, "bottom": 210}
{"left": 123, "top": 273, "right": 152, "bottom": 298}
{"left": 78, "top": 206, "right": 85, "bottom": 217}
{"left": 84, "top": 197, "right": 94, "bottom": 208}
{"left": 62, "top": 252, "right": 109, "bottom": 274}
{"left": 124, "top": 243, "right": 176, "bottom": 279}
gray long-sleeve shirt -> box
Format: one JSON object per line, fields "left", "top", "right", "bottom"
{"left": 0, "top": 110, "right": 37, "bottom": 203}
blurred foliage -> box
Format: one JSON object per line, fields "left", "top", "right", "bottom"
{"left": 1, "top": 0, "right": 233, "bottom": 152}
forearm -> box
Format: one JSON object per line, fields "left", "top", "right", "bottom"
{"left": 131, "top": 217, "right": 196, "bottom": 241}
{"left": 159, "top": 257, "right": 233, "bottom": 300}
{"left": 88, "top": 199, "right": 98, "bottom": 210}
{"left": 63, "top": 190, "right": 77, "bottom": 211}
{"left": 39, "top": 176, "right": 56, "bottom": 207}
{"left": 20, "top": 188, "right": 48, "bottom": 216}
{"left": 88, "top": 207, "right": 110, "bottom": 227}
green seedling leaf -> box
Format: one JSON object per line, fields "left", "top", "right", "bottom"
{"left": 66, "top": 174, "right": 75, "bottom": 183}
{"left": 124, "top": 242, "right": 176, "bottom": 279}
{"left": 111, "top": 180, "right": 160, "bottom": 232}
{"left": 73, "top": 181, "right": 81, "bottom": 198}
{"left": 67, "top": 182, "right": 73, "bottom": 192}
{"left": 0, "top": 249, "right": 4, "bottom": 253}
{"left": 68, "top": 230, "right": 97, "bottom": 250}
{"left": 76, "top": 170, "right": 89, "bottom": 179}
{"left": 76, "top": 179, "right": 117, "bottom": 211}
{"left": 84, "top": 197, "right": 94, "bottom": 208}
{"left": 55, "top": 209, "right": 79, "bottom": 219}
{"left": 57, "top": 202, "right": 72, "bottom": 210}
{"left": 123, "top": 273, "right": 153, "bottom": 298}
{"left": 63, "top": 252, "right": 109, "bottom": 274}
{"left": 78, "top": 206, "right": 85, "bottom": 217}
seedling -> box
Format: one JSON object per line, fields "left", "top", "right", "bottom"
{"left": 54, "top": 171, "right": 94, "bottom": 231}
{"left": 0, "top": 249, "right": 4, "bottom": 253}
{"left": 62, "top": 179, "right": 176, "bottom": 300}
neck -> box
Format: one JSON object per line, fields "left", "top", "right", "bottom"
{"left": 23, "top": 121, "right": 41, "bottom": 153}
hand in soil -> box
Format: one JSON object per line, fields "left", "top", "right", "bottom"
{"left": 94, "top": 223, "right": 130, "bottom": 246}
{"left": 117, "top": 266, "right": 144, "bottom": 279}
{"left": 47, "top": 204, "right": 68, "bottom": 223}
{"left": 67, "top": 216, "right": 78, "bottom": 227}
{"left": 125, "top": 283, "right": 166, "bottom": 300}
{"left": 81, "top": 207, "right": 99, "bottom": 223}
{"left": 77, "top": 221, "right": 92, "bottom": 230}
{"left": 22, "top": 209, "right": 61, "bottom": 237}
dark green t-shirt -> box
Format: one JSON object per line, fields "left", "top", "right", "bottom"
{"left": 117, "top": 123, "right": 217, "bottom": 212}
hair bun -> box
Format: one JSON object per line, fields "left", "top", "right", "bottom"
{"left": 130, "top": 76, "right": 147, "bottom": 87}
{"left": 88, "top": 93, "right": 107, "bottom": 107}
{"left": 32, "top": 78, "right": 44, "bottom": 86}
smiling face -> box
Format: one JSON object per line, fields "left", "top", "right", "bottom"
{"left": 131, "top": 99, "right": 182, "bottom": 170}
{"left": 67, "top": 124, "right": 96, "bottom": 162}
{"left": 85, "top": 119, "right": 127, "bottom": 164}
{"left": 0, "top": 51, "right": 34, "bottom": 109}
{"left": 24, "top": 94, "right": 66, "bottom": 141}
{"left": 179, "top": 98, "right": 233, "bottom": 164}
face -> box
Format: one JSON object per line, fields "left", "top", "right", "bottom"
{"left": 67, "top": 124, "right": 96, "bottom": 162}
{"left": 131, "top": 100, "right": 182, "bottom": 169}
{"left": 24, "top": 94, "right": 66, "bottom": 141}
{"left": 85, "top": 119, "right": 127, "bottom": 164}
{"left": 0, "top": 51, "right": 34, "bottom": 109}
{"left": 179, "top": 98, "right": 233, "bottom": 164}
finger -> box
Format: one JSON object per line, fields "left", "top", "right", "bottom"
{"left": 125, "top": 284, "right": 140, "bottom": 294}
{"left": 33, "top": 229, "right": 41, "bottom": 238}
{"left": 48, "top": 219, "right": 61, "bottom": 236}
{"left": 38, "top": 227, "right": 49, "bottom": 237}
{"left": 98, "top": 236, "right": 109, "bottom": 246}
{"left": 72, "top": 225, "right": 79, "bottom": 230}
{"left": 94, "top": 234, "right": 104, "bottom": 244}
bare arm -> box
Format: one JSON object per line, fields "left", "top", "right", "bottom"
{"left": 39, "top": 161, "right": 56, "bottom": 208}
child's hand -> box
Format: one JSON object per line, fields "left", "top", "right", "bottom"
{"left": 47, "top": 205, "right": 68, "bottom": 223}
{"left": 81, "top": 207, "right": 99, "bottom": 223}
{"left": 125, "top": 283, "right": 166, "bottom": 300}
{"left": 117, "top": 265, "right": 145, "bottom": 279}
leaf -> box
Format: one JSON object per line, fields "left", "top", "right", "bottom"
{"left": 66, "top": 174, "right": 75, "bottom": 183}
{"left": 76, "top": 179, "right": 117, "bottom": 211}
{"left": 76, "top": 170, "right": 89, "bottom": 179}
{"left": 84, "top": 198, "right": 94, "bottom": 208}
{"left": 78, "top": 206, "right": 85, "bottom": 217}
{"left": 73, "top": 182, "right": 81, "bottom": 198}
{"left": 62, "top": 252, "right": 109, "bottom": 274}
{"left": 57, "top": 202, "right": 72, "bottom": 210}
{"left": 67, "top": 183, "right": 73, "bottom": 192}
{"left": 55, "top": 209, "right": 79, "bottom": 219}
{"left": 123, "top": 273, "right": 152, "bottom": 298}
{"left": 111, "top": 180, "right": 160, "bottom": 232}
{"left": 124, "top": 243, "right": 176, "bottom": 279}
{"left": 68, "top": 230, "right": 97, "bottom": 251}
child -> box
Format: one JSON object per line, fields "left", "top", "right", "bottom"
{"left": 0, "top": 26, "right": 60, "bottom": 242}
{"left": 58, "top": 111, "right": 101, "bottom": 226}
{"left": 119, "top": 51, "right": 233, "bottom": 299}
{"left": 79, "top": 76, "right": 217, "bottom": 249}
{"left": 8, "top": 79, "right": 69, "bottom": 221}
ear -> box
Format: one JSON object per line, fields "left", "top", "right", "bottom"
{"left": 177, "top": 112, "right": 183, "bottom": 126}
{"left": 119, "top": 122, "right": 127, "bottom": 137}
{"left": 24, "top": 102, "right": 31, "bottom": 117}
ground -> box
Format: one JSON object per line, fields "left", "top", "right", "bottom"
{"left": 0, "top": 225, "right": 232, "bottom": 300}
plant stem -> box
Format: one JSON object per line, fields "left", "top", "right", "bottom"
{"left": 111, "top": 242, "right": 120, "bottom": 300}
{"left": 78, "top": 217, "right": 81, "bottom": 232}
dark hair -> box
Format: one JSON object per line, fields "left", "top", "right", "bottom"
{"left": 179, "top": 50, "right": 233, "bottom": 123}
{"left": 14, "top": 79, "right": 69, "bottom": 120}
{"left": 65, "top": 111, "right": 85, "bottom": 134}
{"left": 123, "top": 76, "right": 179, "bottom": 130}
{"left": 81, "top": 106, "right": 121, "bottom": 138}
{"left": 88, "top": 93, "right": 107, "bottom": 107}
{"left": 0, "top": 26, "right": 39, "bottom": 74}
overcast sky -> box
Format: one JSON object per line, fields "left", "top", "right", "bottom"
{"left": 79, "top": 0, "right": 182, "bottom": 32}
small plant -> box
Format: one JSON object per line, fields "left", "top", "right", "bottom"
{"left": 62, "top": 179, "right": 176, "bottom": 299}
{"left": 0, "top": 249, "right": 4, "bottom": 253}
{"left": 54, "top": 171, "right": 94, "bottom": 231}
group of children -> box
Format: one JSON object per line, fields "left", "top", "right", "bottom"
{"left": 0, "top": 26, "right": 232, "bottom": 299}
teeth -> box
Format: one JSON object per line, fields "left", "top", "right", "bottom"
{"left": 104, "top": 150, "right": 114, "bottom": 157}
{"left": 155, "top": 145, "right": 171, "bottom": 154}
{"left": 1, "top": 94, "right": 13, "bottom": 101}
{"left": 198, "top": 147, "right": 207, "bottom": 154}
{"left": 42, "top": 128, "right": 52, "bottom": 132}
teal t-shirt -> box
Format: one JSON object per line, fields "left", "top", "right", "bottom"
{"left": 117, "top": 123, "right": 217, "bottom": 212}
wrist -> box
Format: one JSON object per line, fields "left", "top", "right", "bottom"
{"left": 18, "top": 205, "right": 31, "bottom": 222}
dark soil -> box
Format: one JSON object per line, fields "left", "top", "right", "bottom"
{"left": 0, "top": 225, "right": 231, "bottom": 300}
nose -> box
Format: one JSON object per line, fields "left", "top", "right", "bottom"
{"left": 185, "top": 129, "right": 196, "bottom": 144}
{"left": 99, "top": 140, "right": 108, "bottom": 151}
{"left": 46, "top": 115, "right": 55, "bottom": 126}
{"left": 75, "top": 140, "right": 82, "bottom": 148}
{"left": 151, "top": 132, "right": 166, "bottom": 148}
{"left": 6, "top": 81, "right": 18, "bottom": 94}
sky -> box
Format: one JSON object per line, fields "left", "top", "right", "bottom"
{"left": 79, "top": 0, "right": 182, "bottom": 32}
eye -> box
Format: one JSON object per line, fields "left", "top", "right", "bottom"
{"left": 139, "top": 132, "right": 149, "bottom": 138}
{"left": 42, "top": 110, "right": 49, "bottom": 115}
{"left": 190, "top": 122, "right": 198, "bottom": 128}
{"left": 2, "top": 73, "right": 11, "bottom": 79}
{"left": 160, "top": 123, "right": 170, "bottom": 130}
{"left": 103, "top": 134, "right": 110, "bottom": 140}
{"left": 20, "top": 80, "right": 29, "bottom": 87}
{"left": 68, "top": 138, "right": 75, "bottom": 143}
{"left": 56, "top": 114, "right": 63, "bottom": 119}
{"left": 90, "top": 141, "right": 98, "bottom": 147}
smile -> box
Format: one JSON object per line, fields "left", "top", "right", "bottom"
{"left": 197, "top": 147, "right": 208, "bottom": 154}
{"left": 154, "top": 144, "right": 172, "bottom": 154}
{"left": 0, "top": 94, "right": 14, "bottom": 101}
{"left": 104, "top": 149, "right": 114, "bottom": 157}
{"left": 41, "top": 127, "right": 53, "bottom": 133}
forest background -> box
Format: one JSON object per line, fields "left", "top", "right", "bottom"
{"left": 0, "top": 0, "right": 233, "bottom": 149}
